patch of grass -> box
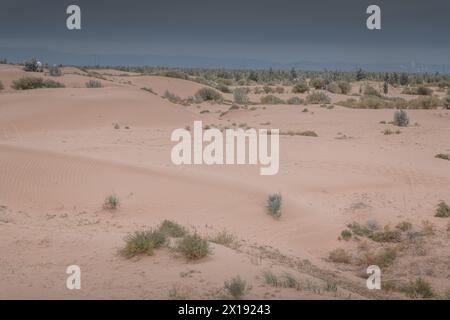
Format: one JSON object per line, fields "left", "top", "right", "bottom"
{"left": 195, "top": 87, "right": 223, "bottom": 102}
{"left": 402, "top": 278, "right": 434, "bottom": 299}
{"left": 209, "top": 230, "right": 239, "bottom": 249}
{"left": 263, "top": 271, "right": 279, "bottom": 287}
{"left": 347, "top": 222, "right": 373, "bottom": 237}
{"left": 340, "top": 229, "right": 352, "bottom": 241}
{"left": 421, "top": 220, "right": 435, "bottom": 236}
{"left": 85, "top": 80, "right": 102, "bottom": 88}
{"left": 233, "top": 88, "right": 249, "bottom": 104}
{"left": 266, "top": 193, "right": 282, "bottom": 218}
{"left": 306, "top": 91, "right": 331, "bottom": 104}
{"left": 224, "top": 276, "right": 249, "bottom": 299}
{"left": 299, "top": 130, "right": 318, "bottom": 137}
{"left": 369, "top": 227, "right": 402, "bottom": 243}
{"left": 435, "top": 201, "right": 450, "bottom": 218}
{"left": 324, "top": 280, "right": 338, "bottom": 292}
{"left": 103, "top": 194, "right": 119, "bottom": 210}
{"left": 286, "top": 96, "right": 304, "bottom": 105}
{"left": 396, "top": 221, "right": 413, "bottom": 232}
{"left": 12, "top": 77, "right": 65, "bottom": 90}
{"left": 408, "top": 96, "right": 441, "bottom": 109}
{"left": 177, "top": 233, "right": 211, "bottom": 260}
{"left": 292, "top": 82, "right": 309, "bottom": 93}
{"left": 363, "top": 85, "right": 381, "bottom": 97}
{"left": 168, "top": 286, "right": 190, "bottom": 300}
{"left": 282, "top": 273, "right": 298, "bottom": 288}
{"left": 328, "top": 248, "right": 351, "bottom": 264}
{"left": 120, "top": 229, "right": 167, "bottom": 258}
{"left": 373, "top": 247, "right": 397, "bottom": 269}
{"left": 260, "top": 95, "right": 285, "bottom": 104}
{"left": 435, "top": 153, "right": 450, "bottom": 161}
{"left": 158, "top": 220, "right": 187, "bottom": 237}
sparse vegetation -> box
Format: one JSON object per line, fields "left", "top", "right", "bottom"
{"left": 120, "top": 229, "right": 167, "bottom": 258}
{"left": 393, "top": 110, "right": 409, "bottom": 127}
{"left": 286, "top": 96, "right": 304, "bottom": 105}
{"left": 266, "top": 193, "right": 282, "bottom": 218}
{"left": 0, "top": 80, "right": 3, "bottom": 91}
{"left": 224, "top": 276, "right": 249, "bottom": 299}
{"left": 435, "top": 153, "right": 450, "bottom": 161}
{"left": 158, "top": 220, "right": 187, "bottom": 237}
{"left": 369, "top": 227, "right": 402, "bottom": 243}
{"left": 23, "top": 58, "right": 42, "bottom": 72}
{"left": 263, "top": 271, "right": 279, "bottom": 287}
{"left": 435, "top": 201, "right": 450, "bottom": 218}
{"left": 306, "top": 91, "right": 331, "bottom": 104}
{"left": 195, "top": 87, "right": 223, "bottom": 102}
{"left": 103, "top": 194, "right": 119, "bottom": 210}
{"left": 141, "top": 87, "right": 156, "bottom": 94}
{"left": 233, "top": 88, "right": 249, "bottom": 104}
{"left": 260, "top": 95, "right": 285, "bottom": 104}
{"left": 12, "top": 77, "right": 65, "bottom": 90}
{"left": 209, "top": 230, "right": 239, "bottom": 249}
{"left": 292, "top": 82, "right": 309, "bottom": 93}
{"left": 328, "top": 248, "right": 351, "bottom": 264}
{"left": 402, "top": 278, "right": 434, "bottom": 299}
{"left": 177, "top": 233, "right": 210, "bottom": 260}
{"left": 86, "top": 80, "right": 102, "bottom": 88}
{"left": 340, "top": 230, "right": 352, "bottom": 241}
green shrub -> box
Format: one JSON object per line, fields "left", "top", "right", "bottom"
{"left": 416, "top": 86, "right": 433, "bottom": 96}
{"left": 161, "top": 70, "right": 188, "bottom": 79}
{"left": 373, "top": 247, "right": 397, "bottom": 268}
{"left": 340, "top": 230, "right": 352, "bottom": 240}
{"left": 195, "top": 87, "right": 223, "bottom": 102}
{"left": 120, "top": 229, "right": 167, "bottom": 258}
{"left": 347, "top": 222, "right": 374, "bottom": 237}
{"left": 158, "top": 220, "right": 187, "bottom": 237}
{"left": 393, "top": 110, "right": 409, "bottom": 127}
{"left": 12, "top": 77, "right": 65, "bottom": 90}
{"left": 23, "top": 58, "right": 42, "bottom": 72}
{"left": 328, "top": 81, "right": 351, "bottom": 94}
{"left": 306, "top": 91, "right": 331, "bottom": 104}
{"left": 260, "top": 95, "right": 285, "bottom": 104}
{"left": 403, "top": 278, "right": 434, "bottom": 299}
{"left": 266, "top": 193, "right": 282, "bottom": 218}
{"left": 292, "top": 82, "right": 309, "bottom": 93}
{"left": 233, "top": 88, "right": 249, "bottom": 104}
{"left": 263, "top": 271, "right": 279, "bottom": 286}
{"left": 396, "top": 221, "right": 413, "bottom": 231}
{"left": 217, "top": 84, "right": 232, "bottom": 93}
{"left": 286, "top": 96, "right": 304, "bottom": 105}
{"left": 103, "top": 194, "right": 119, "bottom": 210}
{"left": 369, "top": 227, "right": 402, "bottom": 243}
{"left": 224, "top": 276, "right": 249, "bottom": 299}
{"left": 163, "top": 90, "right": 182, "bottom": 103}
{"left": 435, "top": 153, "right": 450, "bottom": 161}
{"left": 435, "top": 201, "right": 450, "bottom": 218}
{"left": 86, "top": 80, "right": 102, "bottom": 88}
{"left": 209, "top": 230, "right": 238, "bottom": 249}
{"left": 309, "top": 78, "right": 326, "bottom": 89}
{"left": 177, "top": 233, "right": 210, "bottom": 260}
{"left": 338, "top": 96, "right": 407, "bottom": 109}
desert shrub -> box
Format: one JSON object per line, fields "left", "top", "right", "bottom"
{"left": 275, "top": 86, "right": 284, "bottom": 94}
{"left": 435, "top": 153, "right": 450, "bottom": 161}
{"left": 12, "top": 77, "right": 65, "bottom": 90}
{"left": 306, "top": 91, "right": 331, "bottom": 104}
{"left": 338, "top": 96, "right": 407, "bottom": 109}
{"left": 209, "top": 230, "right": 238, "bottom": 249}
{"left": 120, "top": 229, "right": 167, "bottom": 258}
{"left": 168, "top": 286, "right": 189, "bottom": 300}
{"left": 266, "top": 193, "right": 282, "bottom": 218}
{"left": 396, "top": 221, "right": 413, "bottom": 232}
{"left": 260, "top": 95, "right": 285, "bottom": 104}
{"left": 373, "top": 247, "right": 397, "bottom": 268}
{"left": 195, "top": 87, "right": 223, "bottom": 102}
{"left": 233, "top": 88, "right": 249, "bottom": 104}
{"left": 416, "top": 86, "right": 433, "bottom": 96}
{"left": 281, "top": 273, "right": 298, "bottom": 288}
{"left": 158, "top": 220, "right": 187, "bottom": 237}
{"left": 421, "top": 220, "right": 435, "bottom": 236}
{"left": 328, "top": 81, "right": 351, "bottom": 94}
{"left": 48, "top": 65, "right": 62, "bottom": 77}
{"left": 402, "top": 278, "right": 434, "bottom": 299}
{"left": 216, "top": 84, "right": 232, "bottom": 93}
{"left": 23, "top": 58, "right": 42, "bottom": 72}
{"left": 327, "top": 82, "right": 341, "bottom": 94}
{"left": 163, "top": 90, "right": 182, "bottom": 103}
{"left": 177, "top": 233, "right": 210, "bottom": 260}
{"left": 328, "top": 248, "right": 351, "bottom": 264}
{"left": 0, "top": 80, "right": 3, "bottom": 91}
{"left": 435, "top": 201, "right": 450, "bottom": 218}
{"left": 103, "top": 195, "right": 119, "bottom": 210}
{"left": 393, "top": 110, "right": 409, "bottom": 127}
{"left": 347, "top": 222, "right": 374, "bottom": 237}
{"left": 263, "top": 85, "right": 274, "bottom": 94}
{"left": 309, "top": 78, "right": 326, "bottom": 89}
{"left": 299, "top": 130, "right": 318, "bottom": 137}
{"left": 408, "top": 96, "right": 440, "bottom": 109}
{"left": 286, "top": 96, "right": 303, "bottom": 105}
{"left": 292, "top": 82, "right": 309, "bottom": 93}
{"left": 86, "top": 80, "right": 102, "bottom": 88}
{"left": 224, "top": 276, "right": 249, "bottom": 299}
{"left": 263, "top": 271, "right": 279, "bottom": 286}
{"left": 340, "top": 230, "right": 352, "bottom": 240}
{"left": 369, "top": 227, "right": 402, "bottom": 243}
{"left": 363, "top": 85, "right": 381, "bottom": 97}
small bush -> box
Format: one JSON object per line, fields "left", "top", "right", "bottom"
{"left": 292, "top": 82, "right": 309, "bottom": 93}
{"left": 373, "top": 247, "right": 397, "bottom": 268}
{"left": 347, "top": 222, "right": 374, "bottom": 237}
{"left": 408, "top": 96, "right": 441, "bottom": 109}
{"left": 340, "top": 230, "right": 352, "bottom": 240}
{"left": 177, "top": 233, "right": 210, "bottom": 260}
{"left": 286, "top": 96, "right": 304, "bottom": 105}
{"left": 217, "top": 84, "right": 232, "bottom": 93}
{"left": 435, "top": 153, "right": 450, "bottom": 161}
{"left": 328, "top": 248, "right": 351, "bottom": 264}
{"left": 12, "top": 77, "right": 65, "bottom": 90}
{"left": 120, "top": 229, "right": 167, "bottom": 258}
{"left": 435, "top": 201, "right": 450, "bottom": 218}
{"left": 393, "top": 110, "right": 409, "bottom": 127}
{"left": 416, "top": 86, "right": 433, "bottom": 96}
{"left": 168, "top": 286, "right": 189, "bottom": 300}
{"left": 195, "top": 87, "right": 223, "bottom": 102}
{"left": 158, "top": 220, "right": 187, "bottom": 237}
{"left": 263, "top": 271, "right": 279, "bottom": 286}
{"left": 233, "top": 88, "right": 249, "bottom": 104}
{"left": 306, "top": 91, "right": 331, "bottom": 104}
{"left": 328, "top": 81, "right": 351, "bottom": 94}
{"left": 210, "top": 230, "right": 238, "bottom": 249}
{"left": 224, "top": 276, "right": 249, "bottom": 299}
{"left": 141, "top": 87, "right": 156, "bottom": 94}
{"left": 396, "top": 221, "right": 413, "bottom": 231}
{"left": 299, "top": 130, "right": 318, "bottom": 137}
{"left": 23, "top": 58, "right": 42, "bottom": 72}
{"left": 266, "top": 193, "right": 282, "bottom": 218}
{"left": 48, "top": 65, "right": 62, "bottom": 77}
{"left": 363, "top": 85, "right": 381, "bottom": 97}
{"left": 260, "top": 95, "right": 285, "bottom": 104}
{"left": 104, "top": 194, "right": 119, "bottom": 210}
{"left": 403, "top": 278, "right": 434, "bottom": 299}
{"left": 369, "top": 227, "right": 402, "bottom": 243}
{"left": 309, "top": 78, "right": 326, "bottom": 89}
{"left": 86, "top": 80, "right": 102, "bottom": 88}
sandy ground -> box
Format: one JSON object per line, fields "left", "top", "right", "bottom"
{"left": 1, "top": 64, "right": 449, "bottom": 299}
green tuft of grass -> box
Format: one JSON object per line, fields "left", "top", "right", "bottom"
{"left": 306, "top": 91, "right": 331, "bottom": 104}
{"left": 224, "top": 276, "right": 249, "bottom": 299}
{"left": 328, "top": 248, "right": 351, "bottom": 264}
{"left": 120, "top": 229, "right": 167, "bottom": 258}
{"left": 177, "top": 233, "right": 211, "bottom": 260}
{"left": 85, "top": 80, "right": 102, "bottom": 88}
{"left": 369, "top": 227, "right": 402, "bottom": 243}
{"left": 12, "top": 77, "right": 65, "bottom": 90}
{"left": 158, "top": 220, "right": 187, "bottom": 237}
{"left": 263, "top": 271, "right": 279, "bottom": 287}
{"left": 340, "top": 229, "right": 352, "bottom": 241}
{"left": 209, "top": 230, "right": 239, "bottom": 249}
{"left": 435, "top": 201, "right": 450, "bottom": 218}
{"left": 266, "top": 193, "right": 282, "bottom": 218}
{"left": 402, "top": 278, "right": 434, "bottom": 299}
{"left": 104, "top": 194, "right": 119, "bottom": 210}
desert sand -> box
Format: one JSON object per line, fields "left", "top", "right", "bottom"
{"left": 1, "top": 64, "right": 449, "bottom": 299}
